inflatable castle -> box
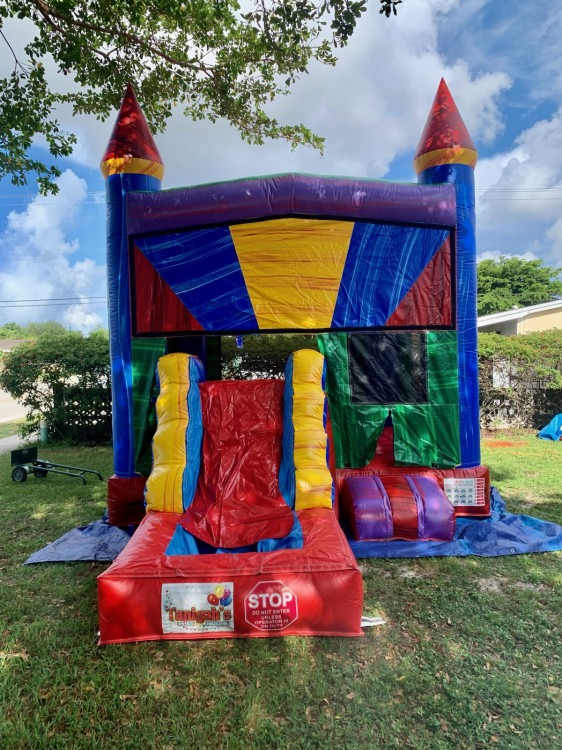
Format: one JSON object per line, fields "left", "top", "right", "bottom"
{"left": 97, "top": 80, "right": 492, "bottom": 643}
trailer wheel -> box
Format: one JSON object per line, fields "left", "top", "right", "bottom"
{"left": 12, "top": 466, "right": 27, "bottom": 483}
{"left": 33, "top": 468, "right": 48, "bottom": 478}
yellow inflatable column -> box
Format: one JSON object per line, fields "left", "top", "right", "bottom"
{"left": 145, "top": 353, "right": 204, "bottom": 513}
{"left": 282, "top": 349, "right": 334, "bottom": 511}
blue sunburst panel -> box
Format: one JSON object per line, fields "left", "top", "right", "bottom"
{"left": 332, "top": 224, "right": 449, "bottom": 328}
{"left": 135, "top": 227, "right": 258, "bottom": 331}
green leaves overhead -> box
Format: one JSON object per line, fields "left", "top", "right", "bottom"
{"left": 0, "top": 0, "right": 401, "bottom": 194}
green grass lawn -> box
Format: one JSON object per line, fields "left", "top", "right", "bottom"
{"left": 1, "top": 436, "right": 561, "bottom": 749}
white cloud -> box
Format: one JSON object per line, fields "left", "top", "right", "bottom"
{"left": 64, "top": 305, "right": 105, "bottom": 332}
{"left": 7, "top": 170, "right": 85, "bottom": 253}
{"left": 435, "top": 1, "right": 562, "bottom": 103}
{"left": 546, "top": 220, "right": 562, "bottom": 265}
{"left": 476, "top": 107, "right": 562, "bottom": 267}
{"left": 477, "top": 249, "right": 541, "bottom": 263}
{"left": 0, "top": 171, "right": 107, "bottom": 333}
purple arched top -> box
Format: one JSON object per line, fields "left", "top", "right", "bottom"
{"left": 126, "top": 173, "right": 456, "bottom": 235}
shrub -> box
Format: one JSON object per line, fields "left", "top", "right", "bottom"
{"left": 0, "top": 331, "right": 111, "bottom": 444}
{"left": 221, "top": 334, "right": 319, "bottom": 379}
{"left": 478, "top": 330, "right": 562, "bottom": 428}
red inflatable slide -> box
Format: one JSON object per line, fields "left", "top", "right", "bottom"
{"left": 98, "top": 352, "right": 364, "bottom": 643}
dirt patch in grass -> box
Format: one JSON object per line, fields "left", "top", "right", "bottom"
{"left": 399, "top": 567, "right": 427, "bottom": 579}
{"left": 477, "top": 576, "right": 505, "bottom": 594}
{"left": 484, "top": 440, "right": 526, "bottom": 448}
{"left": 512, "top": 581, "right": 547, "bottom": 593}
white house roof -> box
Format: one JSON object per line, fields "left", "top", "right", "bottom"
{"left": 477, "top": 299, "right": 562, "bottom": 328}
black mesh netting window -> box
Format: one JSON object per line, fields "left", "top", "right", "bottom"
{"left": 348, "top": 332, "right": 428, "bottom": 405}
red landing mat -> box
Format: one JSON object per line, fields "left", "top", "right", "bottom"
{"left": 98, "top": 508, "right": 363, "bottom": 643}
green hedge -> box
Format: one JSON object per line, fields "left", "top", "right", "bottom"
{"left": 478, "top": 330, "right": 562, "bottom": 428}
{"left": 0, "top": 331, "right": 111, "bottom": 444}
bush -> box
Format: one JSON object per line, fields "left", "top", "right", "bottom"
{"left": 0, "top": 331, "right": 111, "bottom": 444}
{"left": 478, "top": 330, "right": 562, "bottom": 428}
{"left": 221, "top": 334, "right": 319, "bottom": 379}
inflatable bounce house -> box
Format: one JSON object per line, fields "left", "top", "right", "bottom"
{"left": 97, "top": 80, "right": 492, "bottom": 643}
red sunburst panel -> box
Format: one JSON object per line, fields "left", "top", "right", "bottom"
{"left": 133, "top": 243, "right": 203, "bottom": 334}
{"left": 385, "top": 238, "right": 452, "bottom": 327}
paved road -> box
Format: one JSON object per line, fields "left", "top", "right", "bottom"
{"left": 0, "top": 433, "right": 25, "bottom": 455}
{"left": 0, "top": 388, "right": 26, "bottom": 423}
{"left": 0, "top": 389, "right": 27, "bottom": 454}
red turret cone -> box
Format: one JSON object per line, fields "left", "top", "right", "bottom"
{"left": 101, "top": 84, "right": 164, "bottom": 179}
{"left": 414, "top": 79, "right": 477, "bottom": 174}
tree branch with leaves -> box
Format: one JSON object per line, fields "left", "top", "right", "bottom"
{"left": 0, "top": 0, "right": 402, "bottom": 194}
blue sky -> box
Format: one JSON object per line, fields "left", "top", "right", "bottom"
{"left": 1, "top": 0, "right": 562, "bottom": 332}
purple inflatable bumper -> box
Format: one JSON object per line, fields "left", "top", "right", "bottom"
{"left": 342, "top": 474, "right": 455, "bottom": 542}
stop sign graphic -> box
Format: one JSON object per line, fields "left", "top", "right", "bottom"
{"left": 244, "top": 580, "right": 298, "bottom": 631}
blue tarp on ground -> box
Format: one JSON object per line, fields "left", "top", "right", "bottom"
{"left": 538, "top": 413, "right": 562, "bottom": 441}
{"left": 349, "top": 489, "right": 562, "bottom": 559}
{"left": 24, "top": 490, "right": 562, "bottom": 563}
{"left": 24, "top": 517, "right": 135, "bottom": 564}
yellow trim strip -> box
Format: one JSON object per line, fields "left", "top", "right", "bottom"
{"left": 414, "top": 147, "right": 478, "bottom": 174}
{"left": 100, "top": 156, "right": 164, "bottom": 180}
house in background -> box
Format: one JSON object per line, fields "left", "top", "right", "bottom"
{"left": 477, "top": 299, "right": 562, "bottom": 336}
{"left": 0, "top": 339, "right": 24, "bottom": 354}
{"left": 0, "top": 339, "right": 25, "bottom": 367}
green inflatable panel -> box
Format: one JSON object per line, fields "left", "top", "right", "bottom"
{"left": 132, "top": 338, "right": 166, "bottom": 476}
{"left": 318, "top": 331, "right": 460, "bottom": 468}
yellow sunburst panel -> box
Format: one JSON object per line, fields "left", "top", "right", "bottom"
{"left": 230, "top": 218, "right": 354, "bottom": 329}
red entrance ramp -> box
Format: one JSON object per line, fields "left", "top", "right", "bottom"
{"left": 179, "top": 380, "right": 295, "bottom": 548}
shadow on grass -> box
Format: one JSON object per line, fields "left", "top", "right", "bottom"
{"left": 489, "top": 469, "right": 515, "bottom": 484}
{"left": 500, "top": 495, "right": 562, "bottom": 525}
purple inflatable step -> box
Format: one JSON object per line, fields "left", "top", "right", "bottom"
{"left": 341, "top": 476, "right": 393, "bottom": 541}
{"left": 404, "top": 475, "right": 455, "bottom": 541}
{"left": 341, "top": 474, "right": 455, "bottom": 542}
